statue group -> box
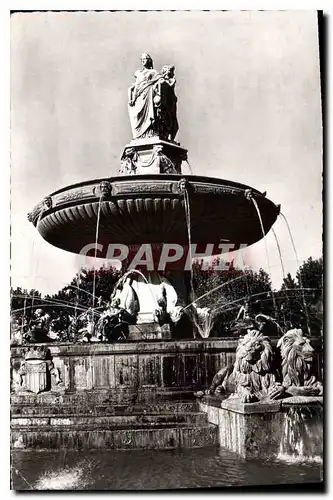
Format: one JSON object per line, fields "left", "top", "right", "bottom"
{"left": 128, "top": 53, "right": 179, "bottom": 142}
{"left": 11, "top": 278, "right": 187, "bottom": 345}
{"left": 199, "top": 327, "right": 323, "bottom": 404}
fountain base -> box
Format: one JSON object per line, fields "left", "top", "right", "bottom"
{"left": 199, "top": 395, "right": 323, "bottom": 460}
{"left": 11, "top": 339, "right": 322, "bottom": 453}
{"left": 11, "top": 399, "right": 217, "bottom": 451}
{"left": 10, "top": 340, "right": 227, "bottom": 450}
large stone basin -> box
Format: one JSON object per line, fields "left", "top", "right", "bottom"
{"left": 28, "top": 174, "right": 280, "bottom": 258}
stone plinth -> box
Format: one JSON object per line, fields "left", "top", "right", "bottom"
{"left": 199, "top": 395, "right": 323, "bottom": 460}
{"left": 128, "top": 323, "right": 171, "bottom": 340}
{"left": 221, "top": 397, "right": 282, "bottom": 414}
{"left": 120, "top": 139, "right": 188, "bottom": 175}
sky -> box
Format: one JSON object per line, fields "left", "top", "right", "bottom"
{"left": 10, "top": 10, "right": 323, "bottom": 295}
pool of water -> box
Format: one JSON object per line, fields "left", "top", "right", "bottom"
{"left": 11, "top": 446, "right": 323, "bottom": 491}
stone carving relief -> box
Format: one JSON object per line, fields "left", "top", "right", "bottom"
{"left": 27, "top": 196, "right": 52, "bottom": 224}
{"left": 204, "top": 330, "right": 285, "bottom": 403}
{"left": 119, "top": 147, "right": 138, "bottom": 175}
{"left": 55, "top": 187, "right": 95, "bottom": 206}
{"left": 172, "top": 178, "right": 190, "bottom": 195}
{"left": 153, "top": 145, "right": 178, "bottom": 174}
{"left": 16, "top": 346, "right": 62, "bottom": 395}
{"left": 99, "top": 181, "right": 112, "bottom": 201}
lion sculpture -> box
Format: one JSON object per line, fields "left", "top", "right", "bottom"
{"left": 205, "top": 330, "right": 285, "bottom": 403}
{"left": 277, "top": 328, "right": 323, "bottom": 396}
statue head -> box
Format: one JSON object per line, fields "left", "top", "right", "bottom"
{"left": 244, "top": 189, "right": 253, "bottom": 201}
{"left": 99, "top": 181, "right": 111, "bottom": 200}
{"left": 161, "top": 65, "right": 175, "bottom": 79}
{"left": 43, "top": 196, "right": 52, "bottom": 210}
{"left": 111, "top": 297, "right": 121, "bottom": 309}
{"left": 141, "top": 53, "right": 153, "bottom": 69}
{"left": 277, "top": 328, "right": 316, "bottom": 387}
{"left": 177, "top": 178, "right": 189, "bottom": 193}
{"left": 35, "top": 309, "right": 43, "bottom": 317}
{"left": 230, "top": 330, "right": 282, "bottom": 402}
{"left": 235, "top": 330, "right": 269, "bottom": 366}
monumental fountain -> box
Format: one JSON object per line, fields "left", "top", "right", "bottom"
{"left": 11, "top": 54, "right": 323, "bottom": 463}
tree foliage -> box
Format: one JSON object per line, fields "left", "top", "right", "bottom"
{"left": 192, "top": 259, "right": 274, "bottom": 335}
{"left": 10, "top": 265, "right": 123, "bottom": 338}
{"left": 10, "top": 256, "right": 323, "bottom": 339}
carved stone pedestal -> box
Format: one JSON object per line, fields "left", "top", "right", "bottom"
{"left": 120, "top": 138, "right": 188, "bottom": 175}
{"left": 199, "top": 395, "right": 323, "bottom": 460}
{"left": 128, "top": 323, "right": 172, "bottom": 341}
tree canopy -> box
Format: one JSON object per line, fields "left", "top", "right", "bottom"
{"left": 10, "top": 256, "right": 323, "bottom": 338}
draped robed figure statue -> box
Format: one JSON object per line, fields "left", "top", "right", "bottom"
{"left": 128, "top": 53, "right": 179, "bottom": 141}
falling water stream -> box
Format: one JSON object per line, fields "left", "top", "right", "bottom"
{"left": 182, "top": 187, "right": 255, "bottom": 338}
{"left": 185, "top": 159, "right": 193, "bottom": 175}
{"left": 13, "top": 294, "right": 88, "bottom": 311}
{"left": 183, "top": 275, "right": 247, "bottom": 313}
{"left": 272, "top": 228, "right": 286, "bottom": 280}
{"left": 92, "top": 198, "right": 102, "bottom": 308}
{"left": 280, "top": 212, "right": 311, "bottom": 334}
{"left": 272, "top": 227, "right": 291, "bottom": 326}
{"left": 29, "top": 210, "right": 45, "bottom": 314}
{"left": 182, "top": 186, "right": 207, "bottom": 337}
{"left": 250, "top": 196, "right": 278, "bottom": 316}
{"left": 209, "top": 290, "right": 270, "bottom": 315}
{"left": 14, "top": 303, "right": 89, "bottom": 316}
{"left": 181, "top": 185, "right": 286, "bottom": 337}
{"left": 278, "top": 405, "right": 323, "bottom": 464}
{"left": 183, "top": 188, "right": 194, "bottom": 297}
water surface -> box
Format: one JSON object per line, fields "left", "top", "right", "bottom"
{"left": 11, "top": 446, "right": 323, "bottom": 491}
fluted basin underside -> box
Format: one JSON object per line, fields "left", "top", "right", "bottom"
{"left": 29, "top": 174, "right": 280, "bottom": 257}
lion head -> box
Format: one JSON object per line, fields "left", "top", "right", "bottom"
{"left": 205, "top": 330, "right": 285, "bottom": 402}
{"left": 99, "top": 181, "right": 112, "bottom": 200}
{"left": 277, "top": 328, "right": 318, "bottom": 389}
{"left": 234, "top": 330, "right": 274, "bottom": 375}
{"left": 232, "top": 330, "right": 283, "bottom": 402}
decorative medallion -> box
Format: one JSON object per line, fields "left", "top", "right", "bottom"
{"left": 18, "top": 346, "right": 62, "bottom": 395}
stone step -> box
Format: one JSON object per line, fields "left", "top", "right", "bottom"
{"left": 11, "top": 400, "right": 199, "bottom": 416}
{"left": 11, "top": 390, "right": 198, "bottom": 406}
{"left": 11, "top": 412, "right": 208, "bottom": 428}
{"left": 11, "top": 423, "right": 218, "bottom": 450}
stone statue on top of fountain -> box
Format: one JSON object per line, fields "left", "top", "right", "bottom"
{"left": 159, "top": 65, "right": 179, "bottom": 142}
{"left": 122, "top": 53, "right": 187, "bottom": 175}
{"left": 128, "top": 53, "right": 178, "bottom": 142}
